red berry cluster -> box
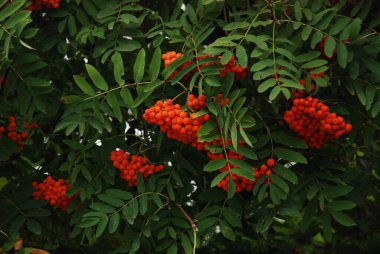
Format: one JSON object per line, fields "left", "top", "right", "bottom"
{"left": 110, "top": 150, "right": 165, "bottom": 187}
{"left": 218, "top": 55, "right": 247, "bottom": 80}
{"left": 143, "top": 99, "right": 210, "bottom": 150}
{"left": 208, "top": 150, "right": 254, "bottom": 192}
{"left": 309, "top": 71, "right": 325, "bottom": 80}
{"left": 0, "top": 116, "right": 29, "bottom": 151}
{"left": 161, "top": 51, "right": 193, "bottom": 81}
{"left": 27, "top": 0, "right": 61, "bottom": 10}
{"left": 187, "top": 94, "right": 206, "bottom": 111}
{"left": 283, "top": 96, "right": 352, "bottom": 148}
{"left": 187, "top": 93, "right": 229, "bottom": 111}
{"left": 161, "top": 51, "right": 247, "bottom": 81}
{"left": 32, "top": 176, "right": 73, "bottom": 211}
{"left": 24, "top": 122, "right": 39, "bottom": 130}
{"left": 213, "top": 93, "right": 230, "bottom": 107}
{"left": 254, "top": 158, "right": 276, "bottom": 180}
{"left": 293, "top": 79, "right": 315, "bottom": 99}
{"left": 208, "top": 148, "right": 276, "bottom": 192}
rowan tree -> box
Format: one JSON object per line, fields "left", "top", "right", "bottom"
{"left": 0, "top": 0, "right": 379, "bottom": 253}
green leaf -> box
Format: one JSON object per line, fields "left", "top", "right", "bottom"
{"left": 186, "top": 4, "right": 197, "bottom": 24}
{"left": 324, "top": 37, "right": 336, "bottom": 58}
{"left": 211, "top": 171, "right": 229, "bottom": 187}
{"left": 116, "top": 38, "right": 141, "bottom": 51}
{"left": 105, "top": 189, "right": 133, "bottom": 200}
{"left": 133, "top": 48, "right": 146, "bottom": 83}
{"left": 120, "top": 87, "right": 134, "bottom": 106}
{"left": 149, "top": 47, "right": 162, "bottom": 80}
{"left": 274, "top": 148, "right": 307, "bottom": 164}
{"left": 0, "top": 0, "right": 25, "bottom": 22}
{"left": 271, "top": 174, "right": 289, "bottom": 193}
{"left": 132, "top": 88, "right": 154, "bottom": 108}
{"left": 85, "top": 64, "right": 108, "bottom": 91}
{"left": 258, "top": 78, "right": 276, "bottom": 93}
{"left": 235, "top": 146, "right": 258, "bottom": 160}
{"left": 139, "top": 195, "right": 148, "bottom": 215}
{"left": 331, "top": 211, "right": 356, "bottom": 226}
{"left": 302, "top": 59, "right": 328, "bottom": 69}
{"left": 227, "top": 177, "right": 236, "bottom": 199}
{"left": 111, "top": 52, "right": 125, "bottom": 85}
{"left": 272, "top": 131, "right": 308, "bottom": 149}
{"left": 106, "top": 92, "right": 122, "bottom": 122}
{"left": 163, "top": 53, "right": 193, "bottom": 80}
{"left": 295, "top": 51, "right": 321, "bottom": 63}
{"left": 328, "top": 200, "right": 357, "bottom": 211}
{"left": 96, "top": 216, "right": 109, "bottom": 237}
{"left": 294, "top": 1, "right": 302, "bottom": 21}
{"left": 79, "top": 217, "right": 100, "bottom": 228}
{"left": 181, "top": 234, "right": 193, "bottom": 254}
{"left": 269, "top": 184, "right": 284, "bottom": 204}
{"left": 324, "top": 185, "right": 353, "bottom": 199}
{"left": 239, "top": 126, "right": 253, "bottom": 147}
{"left": 251, "top": 59, "right": 273, "bottom": 72}
{"left": 26, "top": 219, "right": 42, "bottom": 234}
{"left": 231, "top": 122, "right": 238, "bottom": 150}
{"left": 73, "top": 75, "right": 95, "bottom": 96}
{"left": 98, "top": 194, "right": 124, "bottom": 207}
{"left": 236, "top": 45, "right": 248, "bottom": 67}
{"left": 197, "top": 119, "right": 217, "bottom": 136}
{"left": 108, "top": 213, "right": 120, "bottom": 233}
{"left": 204, "top": 158, "right": 227, "bottom": 172}
{"left": 90, "top": 202, "right": 116, "bottom": 213}
{"left": 273, "top": 164, "right": 298, "bottom": 184}
{"left": 230, "top": 168, "right": 255, "bottom": 181}
{"left": 167, "top": 243, "right": 178, "bottom": 254}
{"left": 223, "top": 22, "right": 250, "bottom": 31}
{"left": 269, "top": 86, "right": 281, "bottom": 101}
{"left": 337, "top": 42, "right": 348, "bottom": 68}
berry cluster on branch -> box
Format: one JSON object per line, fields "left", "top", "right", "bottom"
{"left": 110, "top": 150, "right": 165, "bottom": 187}
{"left": 143, "top": 98, "right": 210, "bottom": 151}
{"left": 283, "top": 96, "right": 352, "bottom": 148}
{"left": 32, "top": 176, "right": 74, "bottom": 211}
{"left": 0, "top": 116, "right": 33, "bottom": 151}
{"left": 162, "top": 51, "right": 247, "bottom": 81}
{"left": 27, "top": 0, "right": 61, "bottom": 10}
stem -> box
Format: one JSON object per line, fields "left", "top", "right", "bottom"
{"left": 83, "top": 81, "right": 152, "bottom": 101}
{"left": 254, "top": 110, "right": 274, "bottom": 157}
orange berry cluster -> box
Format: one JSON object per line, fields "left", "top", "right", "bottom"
{"left": 293, "top": 79, "right": 315, "bottom": 99}
{"left": 143, "top": 99, "right": 210, "bottom": 150}
{"left": 161, "top": 51, "right": 193, "bottom": 81}
{"left": 208, "top": 150, "right": 255, "bottom": 192}
{"left": 254, "top": 158, "right": 276, "bottom": 184}
{"left": 110, "top": 150, "right": 165, "bottom": 187}
{"left": 309, "top": 71, "right": 325, "bottom": 80}
{"left": 24, "top": 122, "right": 39, "bottom": 130}
{"left": 283, "top": 96, "right": 352, "bottom": 148}
{"left": 32, "top": 176, "right": 73, "bottom": 211}
{"left": 0, "top": 116, "right": 29, "bottom": 151}
{"left": 161, "top": 51, "right": 247, "bottom": 81}
{"left": 187, "top": 93, "right": 229, "bottom": 112}
{"left": 187, "top": 94, "right": 206, "bottom": 111}
{"left": 208, "top": 148, "right": 276, "bottom": 192}
{"left": 27, "top": 0, "right": 61, "bottom": 10}
{"left": 213, "top": 93, "right": 230, "bottom": 107}
{"left": 218, "top": 55, "right": 247, "bottom": 80}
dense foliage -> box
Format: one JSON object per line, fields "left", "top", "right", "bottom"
{"left": 0, "top": 0, "right": 380, "bottom": 253}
